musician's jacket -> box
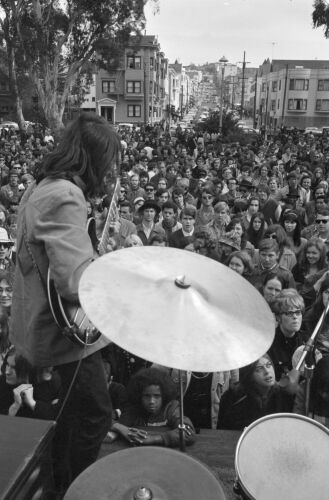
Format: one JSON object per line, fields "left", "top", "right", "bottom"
{"left": 10, "top": 178, "right": 109, "bottom": 367}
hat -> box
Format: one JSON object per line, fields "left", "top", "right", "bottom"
{"left": 239, "top": 179, "right": 253, "bottom": 190}
{"left": 133, "top": 196, "right": 145, "bottom": 205}
{"left": 0, "top": 228, "right": 14, "bottom": 245}
{"left": 218, "top": 231, "right": 240, "bottom": 251}
{"left": 138, "top": 199, "right": 161, "bottom": 214}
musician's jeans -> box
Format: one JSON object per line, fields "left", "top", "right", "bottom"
{"left": 52, "top": 350, "right": 112, "bottom": 496}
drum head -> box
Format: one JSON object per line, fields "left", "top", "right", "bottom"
{"left": 235, "top": 413, "right": 329, "bottom": 500}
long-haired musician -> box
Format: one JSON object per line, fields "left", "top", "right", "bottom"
{"left": 10, "top": 113, "right": 121, "bottom": 495}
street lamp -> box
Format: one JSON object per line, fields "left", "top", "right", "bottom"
{"left": 219, "top": 56, "right": 228, "bottom": 133}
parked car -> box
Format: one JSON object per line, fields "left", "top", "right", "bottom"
{"left": 304, "top": 127, "right": 322, "bottom": 136}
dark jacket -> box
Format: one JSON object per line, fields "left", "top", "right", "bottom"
{"left": 217, "top": 384, "right": 294, "bottom": 430}
{"left": 268, "top": 326, "right": 303, "bottom": 379}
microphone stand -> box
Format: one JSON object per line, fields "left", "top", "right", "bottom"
{"left": 296, "top": 300, "right": 329, "bottom": 416}
{"left": 178, "top": 370, "right": 186, "bottom": 452}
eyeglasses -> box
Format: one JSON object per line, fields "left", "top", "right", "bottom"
{"left": 202, "top": 195, "right": 213, "bottom": 200}
{"left": 264, "top": 233, "right": 277, "bottom": 239}
{"left": 145, "top": 188, "right": 154, "bottom": 192}
{"left": 316, "top": 219, "right": 329, "bottom": 224}
{"left": 0, "top": 243, "right": 10, "bottom": 249}
{"left": 281, "top": 310, "right": 302, "bottom": 317}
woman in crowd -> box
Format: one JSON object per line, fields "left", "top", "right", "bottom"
{"left": 226, "top": 217, "right": 255, "bottom": 258}
{"left": 246, "top": 212, "right": 266, "bottom": 249}
{"left": 226, "top": 250, "right": 254, "bottom": 281}
{"left": 0, "top": 346, "right": 60, "bottom": 419}
{"left": 264, "top": 224, "right": 297, "bottom": 271}
{"left": 217, "top": 353, "right": 294, "bottom": 430}
{"left": 281, "top": 210, "right": 307, "bottom": 258}
{"left": 292, "top": 238, "right": 327, "bottom": 307}
{"left": 303, "top": 276, "right": 329, "bottom": 355}
{"left": 261, "top": 272, "right": 290, "bottom": 306}
{"left": 111, "top": 367, "right": 195, "bottom": 448}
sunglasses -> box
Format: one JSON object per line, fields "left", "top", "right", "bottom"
{"left": 145, "top": 188, "right": 154, "bottom": 192}
{"left": 316, "top": 219, "right": 329, "bottom": 224}
{"left": 264, "top": 234, "right": 277, "bottom": 239}
{"left": 0, "top": 243, "right": 10, "bottom": 249}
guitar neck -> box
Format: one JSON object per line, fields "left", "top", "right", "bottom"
{"left": 98, "top": 179, "right": 121, "bottom": 255}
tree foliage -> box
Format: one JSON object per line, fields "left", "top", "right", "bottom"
{"left": 0, "top": 0, "right": 157, "bottom": 132}
{"left": 313, "top": 0, "right": 329, "bottom": 37}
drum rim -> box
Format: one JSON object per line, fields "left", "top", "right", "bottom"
{"left": 234, "top": 412, "right": 329, "bottom": 500}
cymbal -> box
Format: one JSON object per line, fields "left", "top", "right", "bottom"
{"left": 79, "top": 247, "right": 275, "bottom": 371}
{"left": 64, "top": 446, "right": 227, "bottom": 500}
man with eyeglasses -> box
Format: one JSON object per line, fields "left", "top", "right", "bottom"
{"left": 269, "top": 289, "right": 305, "bottom": 380}
{"left": 314, "top": 209, "right": 329, "bottom": 250}
{"left": 144, "top": 183, "right": 156, "bottom": 201}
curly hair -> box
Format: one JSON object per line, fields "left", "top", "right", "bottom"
{"left": 127, "top": 368, "right": 178, "bottom": 407}
{"left": 194, "top": 227, "right": 217, "bottom": 250}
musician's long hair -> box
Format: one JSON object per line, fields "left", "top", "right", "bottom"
{"left": 36, "top": 113, "right": 121, "bottom": 196}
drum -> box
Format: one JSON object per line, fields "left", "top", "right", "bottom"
{"left": 235, "top": 413, "right": 329, "bottom": 500}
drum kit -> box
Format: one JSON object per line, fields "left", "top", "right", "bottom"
{"left": 64, "top": 247, "right": 329, "bottom": 500}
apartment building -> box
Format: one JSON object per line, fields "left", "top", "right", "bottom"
{"left": 256, "top": 59, "right": 329, "bottom": 129}
{"left": 94, "top": 35, "right": 167, "bottom": 124}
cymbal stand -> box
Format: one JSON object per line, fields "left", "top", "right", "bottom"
{"left": 296, "top": 300, "right": 329, "bottom": 416}
{"left": 178, "top": 369, "right": 186, "bottom": 452}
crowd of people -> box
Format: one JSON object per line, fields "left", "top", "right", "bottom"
{"left": 1, "top": 114, "right": 329, "bottom": 495}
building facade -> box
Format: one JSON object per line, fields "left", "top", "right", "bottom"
{"left": 257, "top": 59, "right": 329, "bottom": 129}
{"left": 94, "top": 35, "right": 168, "bottom": 125}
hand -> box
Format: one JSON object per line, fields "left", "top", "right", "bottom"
{"left": 20, "top": 385, "right": 36, "bottom": 410}
{"left": 13, "top": 384, "right": 32, "bottom": 407}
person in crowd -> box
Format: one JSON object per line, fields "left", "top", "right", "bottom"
{"left": 0, "top": 346, "right": 61, "bottom": 419}
{"left": 226, "top": 217, "right": 255, "bottom": 258}
{"left": 136, "top": 200, "right": 165, "bottom": 246}
{"left": 261, "top": 272, "right": 290, "bottom": 306}
{"left": 292, "top": 238, "right": 327, "bottom": 307}
{"left": 263, "top": 224, "right": 297, "bottom": 271}
{"left": 257, "top": 184, "right": 282, "bottom": 226}
{"left": 217, "top": 353, "right": 294, "bottom": 430}
{"left": 0, "top": 227, "right": 15, "bottom": 271}
{"left": 303, "top": 276, "right": 329, "bottom": 355}
{"left": 169, "top": 205, "right": 196, "bottom": 249}
{"left": 111, "top": 367, "right": 195, "bottom": 448}
{"left": 226, "top": 250, "right": 254, "bottom": 280}
{"left": 246, "top": 212, "right": 266, "bottom": 249}
{"left": 281, "top": 210, "right": 307, "bottom": 258}
{"left": 155, "top": 200, "right": 182, "bottom": 237}
{"left": 240, "top": 196, "right": 260, "bottom": 231}
{"left": 269, "top": 289, "right": 305, "bottom": 380}
{"left": 124, "top": 234, "right": 143, "bottom": 248}
{"left": 11, "top": 114, "right": 117, "bottom": 495}
{"left": 127, "top": 173, "right": 145, "bottom": 203}
{"left": 250, "top": 238, "right": 296, "bottom": 290}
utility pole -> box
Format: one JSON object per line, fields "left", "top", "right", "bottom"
{"left": 239, "top": 51, "right": 250, "bottom": 120}
{"left": 253, "top": 71, "right": 258, "bottom": 129}
{"left": 168, "top": 72, "right": 171, "bottom": 127}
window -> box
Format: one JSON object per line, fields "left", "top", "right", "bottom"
{"left": 289, "top": 79, "right": 309, "bottom": 91}
{"left": 150, "top": 57, "right": 154, "bottom": 69}
{"left": 92, "top": 97, "right": 95, "bottom": 102}
{"left": 262, "top": 83, "right": 266, "bottom": 92}
{"left": 279, "top": 80, "right": 281, "bottom": 91}
{"left": 277, "top": 99, "right": 280, "bottom": 110}
{"left": 316, "top": 99, "right": 329, "bottom": 111}
{"left": 288, "top": 99, "right": 307, "bottom": 110}
{"left": 127, "top": 55, "right": 142, "bottom": 69}
{"left": 271, "top": 100, "right": 276, "bottom": 111}
{"left": 102, "top": 80, "right": 115, "bottom": 93}
{"left": 318, "top": 80, "right": 329, "bottom": 91}
{"left": 127, "top": 81, "right": 141, "bottom": 93}
{"left": 127, "top": 105, "right": 141, "bottom": 117}
{"left": 272, "top": 81, "right": 277, "bottom": 92}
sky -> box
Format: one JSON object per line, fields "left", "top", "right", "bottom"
{"left": 144, "top": 0, "right": 329, "bottom": 68}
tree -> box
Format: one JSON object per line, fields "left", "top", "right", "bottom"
{"left": 313, "top": 0, "right": 329, "bottom": 37}
{"left": 0, "top": 0, "right": 158, "bottom": 134}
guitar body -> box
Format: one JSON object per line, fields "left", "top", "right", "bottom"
{"left": 47, "top": 217, "right": 101, "bottom": 347}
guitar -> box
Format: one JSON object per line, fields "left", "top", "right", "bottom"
{"left": 47, "top": 180, "right": 121, "bottom": 346}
